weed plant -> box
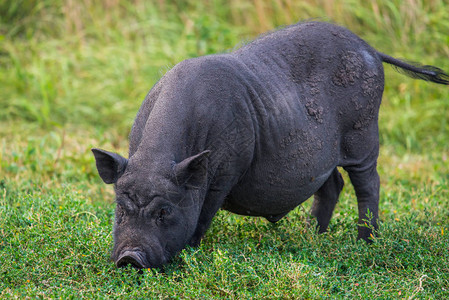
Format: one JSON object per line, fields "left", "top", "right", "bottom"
{"left": 1, "top": 0, "right": 448, "bottom": 298}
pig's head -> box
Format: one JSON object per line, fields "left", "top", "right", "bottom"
{"left": 91, "top": 148, "right": 210, "bottom": 269}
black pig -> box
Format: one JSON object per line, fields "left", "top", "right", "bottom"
{"left": 92, "top": 22, "right": 448, "bottom": 269}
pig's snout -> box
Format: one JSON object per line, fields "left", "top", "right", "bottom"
{"left": 116, "top": 249, "right": 148, "bottom": 269}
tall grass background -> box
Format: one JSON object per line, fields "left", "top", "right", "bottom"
{"left": 1, "top": 0, "right": 448, "bottom": 298}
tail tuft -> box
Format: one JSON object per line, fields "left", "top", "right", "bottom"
{"left": 379, "top": 52, "right": 449, "bottom": 85}
{"left": 391, "top": 63, "right": 449, "bottom": 85}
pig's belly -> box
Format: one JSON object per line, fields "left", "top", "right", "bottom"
{"left": 221, "top": 112, "right": 340, "bottom": 218}
{"left": 224, "top": 159, "right": 336, "bottom": 217}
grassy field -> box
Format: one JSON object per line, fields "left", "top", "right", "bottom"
{"left": 1, "top": 0, "right": 448, "bottom": 298}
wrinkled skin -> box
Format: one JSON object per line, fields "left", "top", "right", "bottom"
{"left": 92, "top": 21, "right": 449, "bottom": 269}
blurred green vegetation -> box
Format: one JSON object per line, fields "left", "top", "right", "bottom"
{"left": 1, "top": 0, "right": 448, "bottom": 298}
{"left": 1, "top": 0, "right": 448, "bottom": 140}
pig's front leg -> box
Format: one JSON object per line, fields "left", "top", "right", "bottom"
{"left": 188, "top": 191, "right": 226, "bottom": 247}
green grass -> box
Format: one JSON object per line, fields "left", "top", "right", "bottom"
{"left": 1, "top": 0, "right": 448, "bottom": 298}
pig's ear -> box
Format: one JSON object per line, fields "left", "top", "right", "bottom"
{"left": 173, "top": 150, "right": 211, "bottom": 189}
{"left": 91, "top": 148, "right": 128, "bottom": 184}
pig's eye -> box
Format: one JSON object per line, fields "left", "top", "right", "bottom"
{"left": 116, "top": 207, "right": 125, "bottom": 224}
{"left": 157, "top": 207, "right": 171, "bottom": 223}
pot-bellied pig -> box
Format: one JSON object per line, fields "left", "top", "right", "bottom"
{"left": 92, "top": 21, "right": 448, "bottom": 269}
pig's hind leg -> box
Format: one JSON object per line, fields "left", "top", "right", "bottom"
{"left": 309, "top": 168, "right": 344, "bottom": 233}
{"left": 344, "top": 159, "right": 380, "bottom": 242}
{"left": 341, "top": 127, "right": 381, "bottom": 242}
